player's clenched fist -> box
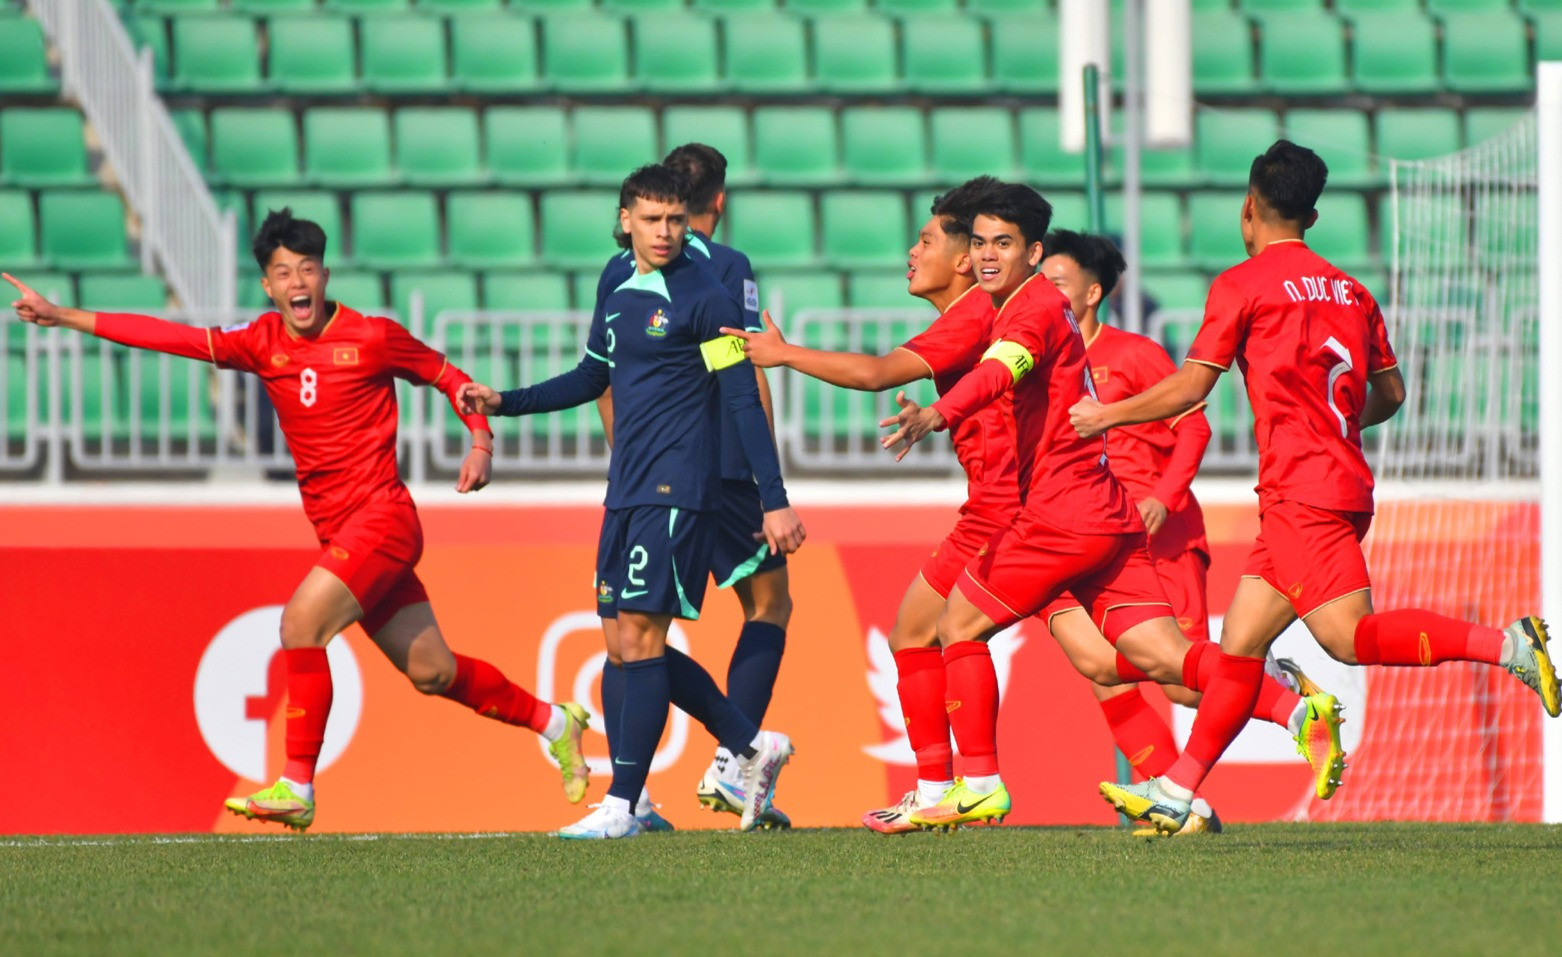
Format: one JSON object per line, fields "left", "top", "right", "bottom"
{"left": 457, "top": 381, "right": 501, "bottom": 416}
{"left": 719, "top": 309, "right": 789, "bottom": 369}
{"left": 1069, "top": 396, "right": 1110, "bottom": 438}
{"left": 758, "top": 506, "right": 806, "bottom": 556}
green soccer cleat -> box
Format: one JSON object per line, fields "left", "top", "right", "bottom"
{"left": 1504, "top": 616, "right": 1560, "bottom": 718}
{"left": 1294, "top": 692, "right": 1347, "bottom": 800}
{"left": 223, "top": 779, "right": 314, "bottom": 832}
{"left": 908, "top": 780, "right": 1010, "bottom": 830}
{"left": 696, "top": 769, "right": 791, "bottom": 830}
{"left": 1100, "top": 778, "right": 1189, "bottom": 836}
{"left": 547, "top": 702, "right": 592, "bottom": 804}
{"left": 635, "top": 803, "right": 676, "bottom": 833}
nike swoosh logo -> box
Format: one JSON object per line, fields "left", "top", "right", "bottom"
{"left": 619, "top": 588, "right": 648, "bottom": 599}
{"left": 956, "top": 792, "right": 997, "bottom": 815}
{"left": 605, "top": 312, "right": 620, "bottom": 323}
{"left": 614, "top": 757, "right": 636, "bottom": 766}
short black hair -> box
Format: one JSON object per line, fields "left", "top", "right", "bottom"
{"left": 614, "top": 164, "right": 690, "bottom": 250}
{"left": 252, "top": 208, "right": 326, "bottom": 270}
{"left": 930, "top": 175, "right": 1001, "bottom": 245}
{"left": 971, "top": 183, "right": 1053, "bottom": 248}
{"left": 1248, "top": 139, "right": 1328, "bottom": 223}
{"left": 1042, "top": 229, "right": 1127, "bottom": 297}
{"left": 662, "top": 143, "right": 727, "bottom": 217}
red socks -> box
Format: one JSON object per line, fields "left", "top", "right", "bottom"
{"left": 442, "top": 653, "right": 553, "bottom": 734}
{"left": 1354, "top": 609, "right": 1504, "bottom": 666}
{"left": 1180, "top": 639, "right": 1218, "bottom": 691}
{"left": 282, "top": 647, "right": 332, "bottom": 784}
{"left": 893, "top": 647, "right": 953, "bottom": 781}
{"left": 1164, "top": 652, "right": 1265, "bottom": 793}
{"left": 943, "top": 640, "right": 1000, "bottom": 776}
{"left": 1097, "top": 687, "right": 1178, "bottom": 778}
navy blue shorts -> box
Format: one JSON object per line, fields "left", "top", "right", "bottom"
{"left": 709, "top": 479, "right": 787, "bottom": 589}
{"left": 595, "top": 505, "right": 715, "bottom": 620}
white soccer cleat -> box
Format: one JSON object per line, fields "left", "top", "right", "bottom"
{"left": 735, "top": 731, "right": 794, "bottom": 832}
{"left": 555, "top": 803, "right": 642, "bottom": 841}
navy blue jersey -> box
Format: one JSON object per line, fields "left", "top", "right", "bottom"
{"left": 596, "top": 230, "right": 765, "bottom": 482}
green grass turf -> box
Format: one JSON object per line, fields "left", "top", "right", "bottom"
{"left": 1, "top": 824, "right": 1558, "bottom": 956}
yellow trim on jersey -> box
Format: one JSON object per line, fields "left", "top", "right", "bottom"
{"left": 1186, "top": 357, "right": 1230, "bottom": 372}
{"left": 980, "top": 339, "right": 1035, "bottom": 384}
{"left": 204, "top": 327, "right": 217, "bottom": 364}
{"left": 700, "top": 334, "right": 747, "bottom": 372}
{"left": 893, "top": 345, "right": 937, "bottom": 381}
{"left": 1370, "top": 362, "right": 1399, "bottom": 375}
{"left": 1166, "top": 400, "right": 1209, "bottom": 430}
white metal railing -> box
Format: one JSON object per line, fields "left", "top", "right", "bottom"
{"left": 32, "top": 0, "right": 236, "bottom": 313}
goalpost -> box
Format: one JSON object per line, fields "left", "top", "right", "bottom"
{"left": 1539, "top": 62, "right": 1562, "bottom": 823}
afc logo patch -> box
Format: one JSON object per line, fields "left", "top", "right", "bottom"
{"left": 645, "top": 308, "right": 670, "bottom": 338}
{"left": 333, "top": 347, "right": 359, "bottom": 366}
{"left": 743, "top": 279, "right": 760, "bottom": 312}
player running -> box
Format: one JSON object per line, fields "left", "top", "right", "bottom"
{"left": 590, "top": 144, "right": 795, "bottom": 830}
{"left": 1073, "top": 140, "right": 1559, "bottom": 834}
{"left": 458, "top": 165, "right": 803, "bottom": 840}
{"left": 3, "top": 211, "right": 593, "bottom": 832}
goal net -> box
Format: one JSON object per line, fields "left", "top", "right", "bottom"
{"left": 1304, "top": 113, "right": 1543, "bottom": 822}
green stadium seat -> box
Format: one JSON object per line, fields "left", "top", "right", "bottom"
{"left": 968, "top": 0, "right": 1046, "bottom": 10}
{"left": 814, "top": 15, "right": 897, "bottom": 94}
{"left": 323, "top": 0, "right": 410, "bottom": 12}
{"left": 447, "top": 191, "right": 535, "bottom": 268}
{"left": 1465, "top": 107, "right": 1528, "bottom": 146}
{"left": 326, "top": 272, "right": 387, "bottom": 311}
{"left": 232, "top": 0, "right": 314, "bottom": 11}
{"left": 1306, "top": 193, "right": 1373, "bottom": 271}
{"left": 1195, "top": 109, "right": 1278, "bottom": 185}
{"left": 542, "top": 14, "right": 628, "bottom": 92}
{"left": 694, "top": 0, "right": 769, "bottom": 11}
{"left": 1141, "top": 272, "right": 1210, "bottom": 311}
{"left": 1522, "top": 0, "right": 1562, "bottom": 10}
{"left": 513, "top": 0, "right": 594, "bottom": 9}
{"left": 902, "top": 16, "right": 985, "bottom": 93}
{"left": 727, "top": 192, "right": 815, "bottom": 268}
{"left": 16, "top": 271, "right": 75, "bottom": 306}
{"left": 486, "top": 106, "right": 570, "bottom": 186}
{"left": 991, "top": 13, "right": 1058, "bottom": 94}
{"left": 1107, "top": 141, "right": 1198, "bottom": 188}
{"left": 820, "top": 191, "right": 909, "bottom": 269}
{"left": 539, "top": 190, "right": 620, "bottom": 269}
{"left": 304, "top": 108, "right": 393, "bottom": 186}
{"left": 573, "top": 106, "right": 658, "bottom": 186}
{"left": 1188, "top": 191, "right": 1248, "bottom": 271}
{"left": 266, "top": 16, "right": 356, "bottom": 94}
{"left": 0, "top": 190, "right": 37, "bottom": 268}
{"left": 122, "top": 16, "right": 170, "bottom": 87}
{"left": 1105, "top": 192, "right": 1184, "bottom": 268}
{"left": 451, "top": 15, "right": 539, "bottom": 92}
{"left": 840, "top": 108, "right": 926, "bottom": 186}
{"left": 879, "top": 0, "right": 956, "bottom": 11}
{"left": 1534, "top": 11, "right": 1562, "bottom": 62}
{"left": 170, "top": 109, "right": 207, "bottom": 172}
{"left": 361, "top": 17, "right": 449, "bottom": 93}
{"left": 138, "top": 0, "right": 220, "bottom": 13}
{"left": 756, "top": 270, "right": 843, "bottom": 319}
{"left": 251, "top": 191, "right": 343, "bottom": 259}
{"left": 1, "top": 108, "right": 90, "bottom": 186}
{"left": 1193, "top": 10, "right": 1257, "bottom": 94}
{"left": 847, "top": 272, "right": 918, "bottom": 308}
{"left": 171, "top": 17, "right": 260, "bottom": 93}
{"left": 570, "top": 269, "right": 604, "bottom": 311}
{"left": 420, "top": 0, "right": 503, "bottom": 11}
{"left": 1282, "top": 109, "right": 1376, "bottom": 188}
{"left": 1335, "top": 0, "right": 1421, "bottom": 11}
{"left": 1258, "top": 11, "right": 1345, "bottom": 94}
{"left": 1045, "top": 191, "right": 1089, "bottom": 233}
{"left": 1019, "top": 108, "right": 1086, "bottom": 184}
{"left": 723, "top": 14, "right": 809, "bottom": 92}
{"left": 1350, "top": 11, "right": 1438, "bottom": 93}
{"left": 662, "top": 107, "right": 754, "bottom": 185}
{"left": 40, "top": 190, "right": 131, "bottom": 270}
{"left": 78, "top": 274, "right": 166, "bottom": 309}
{"left": 1426, "top": 0, "right": 1510, "bottom": 10}
{"left": 1440, "top": 11, "right": 1531, "bottom": 93}
{"left": 606, "top": 0, "right": 684, "bottom": 11}
{"left": 396, "top": 108, "right": 483, "bottom": 186}
{"left": 930, "top": 108, "right": 1017, "bottom": 182}
{"left": 0, "top": 17, "right": 55, "bottom": 92}
{"left": 1377, "top": 109, "right": 1461, "bottom": 161}
{"left": 483, "top": 272, "right": 571, "bottom": 311}
{"left": 788, "top": 0, "right": 868, "bottom": 13}
{"left": 351, "top": 192, "right": 441, "bottom": 269}
{"left": 209, "top": 108, "right": 298, "bottom": 187}
{"left": 1239, "top": 0, "right": 1322, "bottom": 14}
{"left": 634, "top": 12, "right": 719, "bottom": 92}
{"left": 392, "top": 271, "right": 478, "bottom": 326}
{"left": 753, "top": 107, "right": 840, "bottom": 184}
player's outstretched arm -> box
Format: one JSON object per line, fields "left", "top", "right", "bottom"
{"left": 721, "top": 310, "right": 928, "bottom": 392}
{"left": 882, "top": 342, "right": 1025, "bottom": 460}
{"left": 1360, "top": 366, "right": 1406, "bottom": 429}
{"left": 7, "top": 272, "right": 224, "bottom": 363}
{"left": 474, "top": 355, "right": 610, "bottom": 417}
{"left": 1071, "top": 361, "right": 1220, "bottom": 438}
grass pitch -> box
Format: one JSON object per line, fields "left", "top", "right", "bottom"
{"left": 1, "top": 824, "right": 1557, "bottom": 956}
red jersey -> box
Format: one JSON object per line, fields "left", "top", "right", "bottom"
{"left": 1187, "top": 242, "right": 1397, "bottom": 513}
{"left": 1086, "top": 323, "right": 1210, "bottom": 558}
{"left": 95, "top": 304, "right": 489, "bottom": 538}
{"left": 931, "top": 275, "right": 1140, "bottom": 534}
{"left": 898, "top": 286, "right": 1021, "bottom": 519}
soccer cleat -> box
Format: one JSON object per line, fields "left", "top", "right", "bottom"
{"left": 908, "top": 780, "right": 1010, "bottom": 830}
{"left": 1132, "top": 798, "right": 1222, "bottom": 837}
{"left": 223, "top": 779, "right": 314, "bottom": 832}
{"left": 734, "top": 731, "right": 794, "bottom": 832}
{"left": 546, "top": 702, "right": 592, "bottom": 804}
{"left": 697, "top": 768, "right": 793, "bottom": 830}
{"left": 1504, "top": 616, "right": 1560, "bottom": 718}
{"left": 1294, "top": 692, "right": 1347, "bottom": 799}
{"left": 1099, "top": 778, "right": 1189, "bottom": 836}
{"left": 635, "top": 803, "right": 676, "bottom": 833}
{"left": 1267, "top": 655, "right": 1325, "bottom": 698}
{"left": 863, "top": 790, "right": 935, "bottom": 835}
{"left": 556, "top": 803, "right": 642, "bottom": 840}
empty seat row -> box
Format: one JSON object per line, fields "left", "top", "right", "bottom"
{"left": 122, "top": 0, "right": 1062, "bottom": 17}
{"left": 0, "top": 272, "right": 168, "bottom": 311}
{"left": 0, "top": 189, "right": 135, "bottom": 271}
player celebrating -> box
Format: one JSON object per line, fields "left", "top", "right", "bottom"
{"left": 459, "top": 165, "right": 803, "bottom": 840}
{"left": 3, "top": 211, "right": 592, "bottom": 832}
{"left": 1073, "top": 140, "right": 1558, "bottom": 834}
{"left": 590, "top": 144, "right": 795, "bottom": 829}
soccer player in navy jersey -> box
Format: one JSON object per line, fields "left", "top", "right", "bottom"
{"left": 4, "top": 212, "right": 593, "bottom": 831}
{"left": 587, "top": 144, "right": 795, "bottom": 829}
{"left": 460, "top": 165, "right": 804, "bottom": 840}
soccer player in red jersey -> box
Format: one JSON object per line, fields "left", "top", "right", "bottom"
{"left": 4, "top": 210, "right": 594, "bottom": 831}
{"left": 1073, "top": 141, "right": 1559, "bottom": 833}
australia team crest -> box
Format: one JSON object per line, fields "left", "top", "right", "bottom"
{"left": 645, "top": 308, "right": 670, "bottom": 338}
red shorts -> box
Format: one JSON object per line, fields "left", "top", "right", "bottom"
{"left": 956, "top": 508, "right": 1171, "bottom": 641}
{"left": 1039, "top": 545, "right": 1209, "bottom": 641}
{"left": 921, "top": 510, "right": 1008, "bottom": 599}
{"left": 317, "top": 501, "right": 430, "bottom": 635}
{"left": 1243, "top": 500, "right": 1372, "bottom": 618}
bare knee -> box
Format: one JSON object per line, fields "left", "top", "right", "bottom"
{"left": 1075, "top": 652, "right": 1118, "bottom": 685}
{"left": 278, "top": 605, "right": 330, "bottom": 650}
{"left": 1317, "top": 632, "right": 1359, "bottom": 665}
{"left": 748, "top": 592, "right": 793, "bottom": 628}
{"left": 1162, "top": 683, "right": 1201, "bottom": 708}
{"left": 406, "top": 649, "right": 456, "bottom": 695}
{"left": 888, "top": 619, "right": 938, "bottom": 653}
{"left": 740, "top": 571, "right": 793, "bottom": 628}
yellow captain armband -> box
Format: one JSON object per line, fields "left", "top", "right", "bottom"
{"left": 981, "top": 339, "right": 1035, "bottom": 384}
{"left": 700, "top": 334, "right": 747, "bottom": 372}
